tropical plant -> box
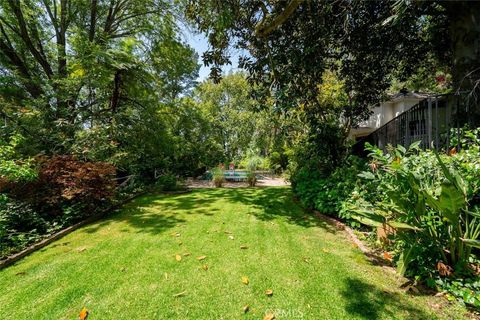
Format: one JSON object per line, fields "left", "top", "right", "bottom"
{"left": 348, "top": 142, "right": 480, "bottom": 275}
{"left": 245, "top": 156, "right": 259, "bottom": 187}
{"left": 211, "top": 167, "right": 225, "bottom": 188}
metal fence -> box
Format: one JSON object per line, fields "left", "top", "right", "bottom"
{"left": 352, "top": 93, "right": 480, "bottom": 156}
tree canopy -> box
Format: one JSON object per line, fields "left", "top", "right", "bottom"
{"left": 0, "top": 0, "right": 198, "bottom": 153}
{"left": 187, "top": 0, "right": 479, "bottom": 119}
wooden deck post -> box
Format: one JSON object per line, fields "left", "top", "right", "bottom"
{"left": 427, "top": 97, "right": 432, "bottom": 148}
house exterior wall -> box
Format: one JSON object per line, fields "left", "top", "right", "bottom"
{"left": 349, "top": 96, "right": 424, "bottom": 140}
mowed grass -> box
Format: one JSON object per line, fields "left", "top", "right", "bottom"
{"left": 0, "top": 187, "right": 467, "bottom": 319}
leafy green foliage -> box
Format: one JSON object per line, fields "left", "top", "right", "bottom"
{"left": 0, "top": 198, "right": 48, "bottom": 258}
{"left": 0, "top": 155, "right": 117, "bottom": 258}
{"left": 0, "top": 135, "right": 37, "bottom": 183}
{"left": 193, "top": 73, "right": 273, "bottom": 163}
{"left": 156, "top": 174, "right": 177, "bottom": 191}
{"left": 211, "top": 167, "right": 225, "bottom": 187}
{"left": 344, "top": 141, "right": 480, "bottom": 308}
{"left": 0, "top": 0, "right": 201, "bottom": 177}
{"left": 291, "top": 155, "right": 366, "bottom": 225}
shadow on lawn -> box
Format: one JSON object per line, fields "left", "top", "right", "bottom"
{"left": 221, "top": 187, "right": 339, "bottom": 233}
{"left": 82, "top": 187, "right": 336, "bottom": 236}
{"left": 341, "top": 277, "right": 432, "bottom": 320}
{"left": 82, "top": 196, "right": 188, "bottom": 235}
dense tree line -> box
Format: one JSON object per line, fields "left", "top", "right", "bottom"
{"left": 187, "top": 0, "right": 480, "bottom": 174}
{"left": 0, "top": 1, "right": 289, "bottom": 178}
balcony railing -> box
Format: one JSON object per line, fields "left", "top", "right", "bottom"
{"left": 352, "top": 93, "right": 480, "bottom": 156}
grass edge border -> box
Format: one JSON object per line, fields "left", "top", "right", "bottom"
{"left": 0, "top": 190, "right": 190, "bottom": 269}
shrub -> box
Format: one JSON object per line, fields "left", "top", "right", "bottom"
{"left": 346, "top": 141, "right": 480, "bottom": 307}
{"left": 240, "top": 154, "right": 265, "bottom": 170}
{"left": 0, "top": 155, "right": 117, "bottom": 257}
{"left": 211, "top": 167, "right": 225, "bottom": 187}
{"left": 0, "top": 197, "right": 49, "bottom": 258}
{"left": 266, "top": 151, "right": 288, "bottom": 173}
{"left": 156, "top": 174, "right": 177, "bottom": 191}
{"left": 291, "top": 165, "right": 323, "bottom": 208}
{"left": 0, "top": 134, "right": 37, "bottom": 185}
{"left": 39, "top": 155, "right": 116, "bottom": 208}
{"left": 245, "top": 155, "right": 260, "bottom": 187}
{"left": 246, "top": 171, "right": 256, "bottom": 187}
{"left": 291, "top": 155, "right": 366, "bottom": 225}
{"left": 7, "top": 155, "right": 116, "bottom": 217}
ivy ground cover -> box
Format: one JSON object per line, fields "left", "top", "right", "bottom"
{"left": 0, "top": 187, "right": 467, "bottom": 319}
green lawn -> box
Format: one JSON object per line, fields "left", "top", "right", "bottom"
{"left": 0, "top": 187, "right": 466, "bottom": 319}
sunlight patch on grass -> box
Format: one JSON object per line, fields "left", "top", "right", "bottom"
{"left": 0, "top": 187, "right": 467, "bottom": 319}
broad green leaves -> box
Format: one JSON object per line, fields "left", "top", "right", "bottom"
{"left": 352, "top": 142, "right": 480, "bottom": 274}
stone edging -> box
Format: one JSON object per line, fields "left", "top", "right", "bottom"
{"left": 311, "top": 210, "right": 394, "bottom": 270}
{"left": 312, "top": 210, "right": 370, "bottom": 254}
{"left": 0, "top": 213, "right": 106, "bottom": 270}
{"left": 0, "top": 189, "right": 190, "bottom": 270}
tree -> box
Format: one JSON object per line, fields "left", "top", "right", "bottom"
{"left": 194, "top": 73, "right": 266, "bottom": 162}
{"left": 0, "top": 0, "right": 198, "bottom": 154}
{"left": 187, "top": 0, "right": 480, "bottom": 120}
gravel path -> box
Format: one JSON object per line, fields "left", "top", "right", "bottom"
{"left": 186, "top": 176, "right": 290, "bottom": 188}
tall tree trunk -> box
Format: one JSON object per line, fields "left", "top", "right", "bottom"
{"left": 57, "top": 0, "right": 67, "bottom": 78}
{"left": 110, "top": 70, "right": 122, "bottom": 114}
{"left": 89, "top": 0, "right": 98, "bottom": 41}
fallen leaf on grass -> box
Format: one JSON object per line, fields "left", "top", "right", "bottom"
{"left": 430, "top": 303, "right": 441, "bottom": 309}
{"left": 383, "top": 252, "right": 393, "bottom": 261}
{"left": 15, "top": 272, "right": 26, "bottom": 276}
{"left": 263, "top": 313, "right": 275, "bottom": 320}
{"left": 175, "top": 254, "right": 182, "bottom": 261}
{"left": 303, "top": 257, "right": 309, "bottom": 263}
{"left": 79, "top": 307, "right": 88, "bottom": 320}
{"left": 405, "top": 285, "right": 420, "bottom": 294}
{"left": 173, "top": 291, "right": 186, "bottom": 298}
{"left": 202, "top": 264, "right": 209, "bottom": 270}
{"left": 183, "top": 253, "right": 191, "bottom": 256}
{"left": 77, "top": 247, "right": 87, "bottom": 253}
{"left": 240, "top": 245, "right": 248, "bottom": 249}
{"left": 243, "top": 305, "right": 250, "bottom": 313}
{"left": 228, "top": 235, "right": 234, "bottom": 240}
{"left": 436, "top": 261, "right": 453, "bottom": 277}
{"left": 197, "top": 255, "right": 207, "bottom": 261}
{"left": 164, "top": 273, "right": 169, "bottom": 280}
{"left": 178, "top": 241, "right": 183, "bottom": 245}
{"left": 242, "top": 276, "right": 249, "bottom": 285}
{"left": 322, "top": 248, "right": 330, "bottom": 253}
{"left": 265, "top": 289, "right": 273, "bottom": 296}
